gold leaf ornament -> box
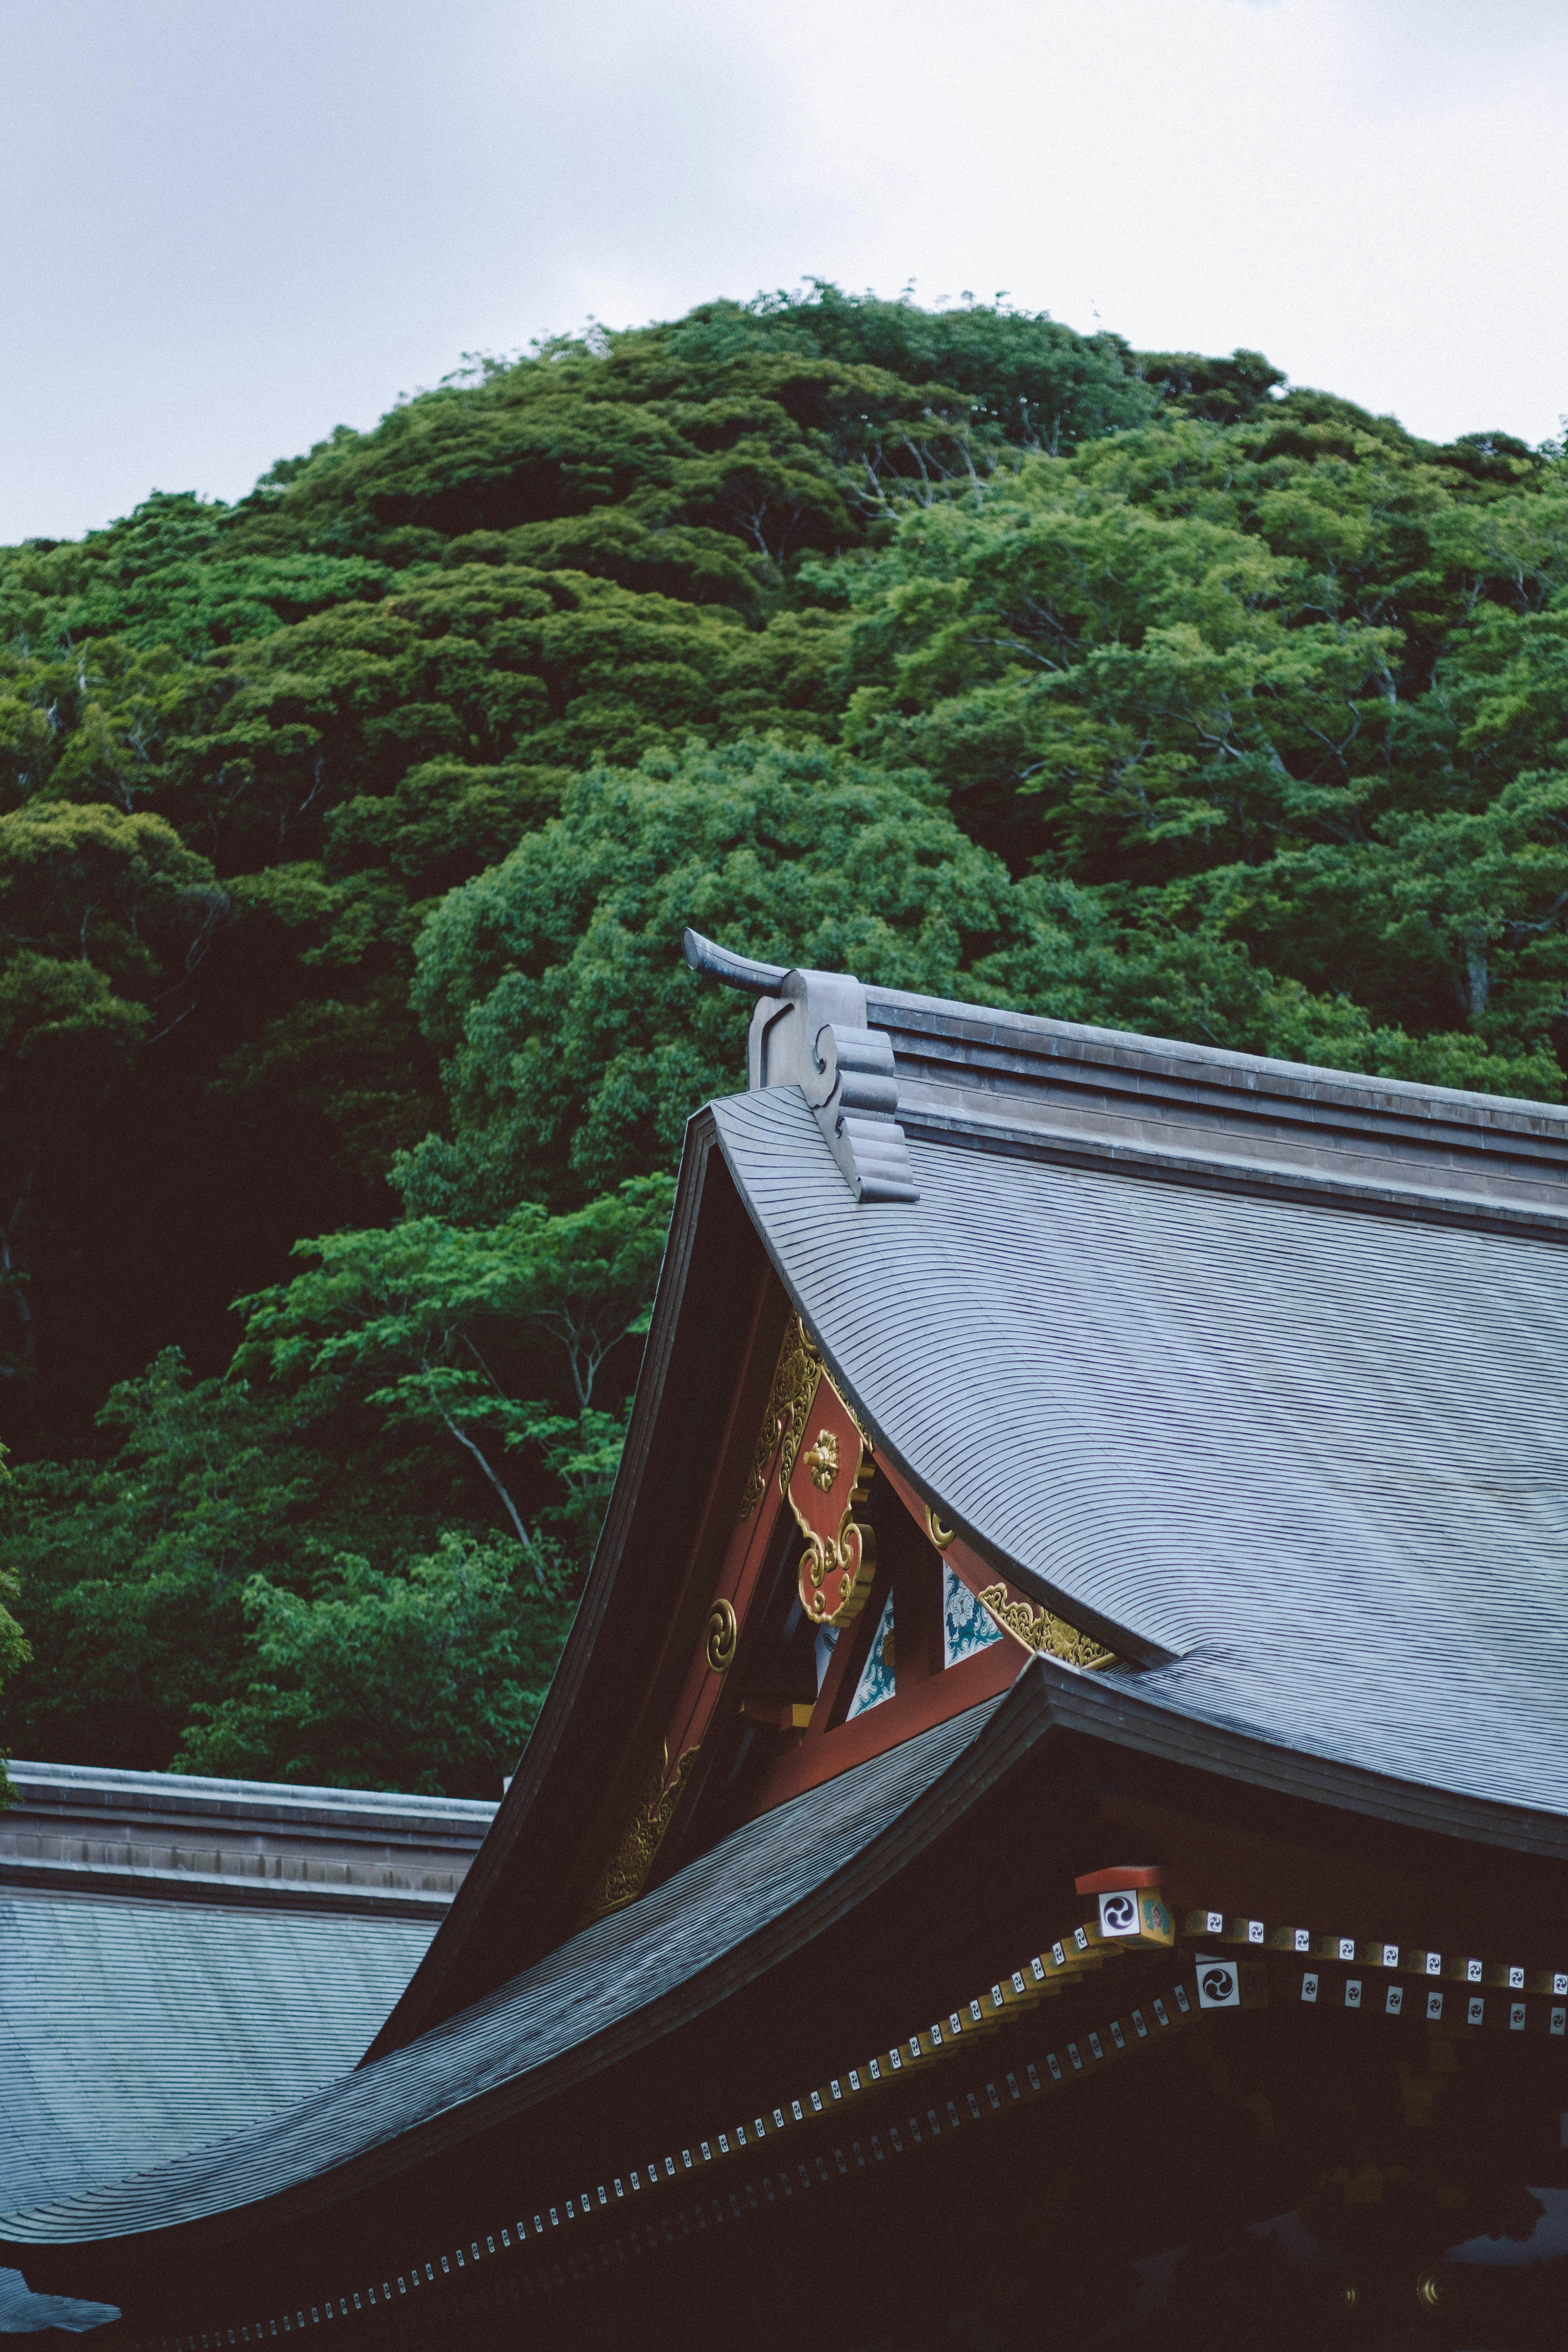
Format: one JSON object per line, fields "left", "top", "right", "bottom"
{"left": 805, "top": 1430, "right": 840, "bottom": 1490}
{"left": 704, "top": 1597, "right": 738, "bottom": 1674}
{"left": 582, "top": 1744, "right": 699, "bottom": 1920}
{"left": 737, "top": 1315, "right": 822, "bottom": 1520}
{"left": 976, "top": 1583, "right": 1116, "bottom": 1670}
{"left": 793, "top": 1413, "right": 877, "bottom": 1629}
{"left": 737, "top": 1313, "right": 870, "bottom": 1522}
{"left": 739, "top": 1313, "right": 878, "bottom": 1630}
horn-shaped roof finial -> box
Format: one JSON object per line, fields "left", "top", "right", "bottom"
{"left": 682, "top": 929, "right": 918, "bottom": 1205}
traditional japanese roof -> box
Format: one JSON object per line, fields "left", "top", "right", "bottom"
{"left": 376, "top": 947, "right": 1568, "bottom": 2059}
{"left": 710, "top": 1079, "right": 1568, "bottom": 1820}
{"left": 0, "top": 1892, "right": 436, "bottom": 2222}
{"left": 708, "top": 960, "right": 1568, "bottom": 1825}
{"left": 9, "top": 944, "right": 1568, "bottom": 2310}
{"left": 0, "top": 1768, "right": 492, "bottom": 2236}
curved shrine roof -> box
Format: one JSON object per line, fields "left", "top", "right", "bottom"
{"left": 15, "top": 953, "right": 1568, "bottom": 2290}
{"left": 373, "top": 953, "right": 1568, "bottom": 2065}
{"left": 711, "top": 1082, "right": 1568, "bottom": 1824}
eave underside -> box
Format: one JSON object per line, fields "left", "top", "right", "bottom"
{"left": 12, "top": 1657, "right": 1568, "bottom": 2320}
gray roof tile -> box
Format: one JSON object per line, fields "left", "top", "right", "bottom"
{"left": 0, "top": 1895, "right": 434, "bottom": 2222}
{"left": 712, "top": 1084, "right": 1568, "bottom": 1820}
{"left": 0, "top": 1702, "right": 993, "bottom": 2248}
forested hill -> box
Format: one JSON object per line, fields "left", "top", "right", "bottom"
{"left": 2, "top": 286, "right": 1564, "bottom": 1792}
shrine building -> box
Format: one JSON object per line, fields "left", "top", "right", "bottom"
{"left": 6, "top": 931, "right": 1568, "bottom": 2347}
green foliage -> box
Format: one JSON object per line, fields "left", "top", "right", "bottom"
{"left": 0, "top": 804, "right": 225, "bottom": 1385}
{"left": 1134, "top": 349, "right": 1287, "bottom": 426}
{"left": 401, "top": 732, "right": 1552, "bottom": 1225}
{"left": 0, "top": 1178, "right": 664, "bottom": 1781}
{"left": 10, "top": 290, "right": 1120, "bottom": 1428}
{"left": 833, "top": 406, "right": 1568, "bottom": 1081}
{"left": 236, "top": 1178, "right": 673, "bottom": 1567}
{"left": 2, "top": 1330, "right": 567, "bottom": 1796}
{"left": 5, "top": 284, "right": 1568, "bottom": 1791}
{"left": 0, "top": 1353, "right": 324, "bottom": 1769}
{"left": 401, "top": 738, "right": 1026, "bottom": 1211}
{"left": 176, "top": 1535, "right": 568, "bottom": 1797}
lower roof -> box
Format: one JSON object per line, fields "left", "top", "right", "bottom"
{"left": 0, "top": 1892, "right": 435, "bottom": 2223}
{"left": 0, "top": 2263, "right": 118, "bottom": 2336}
{"left": 1, "top": 1762, "right": 494, "bottom": 1921}
{"left": 0, "top": 1699, "right": 997, "bottom": 2252}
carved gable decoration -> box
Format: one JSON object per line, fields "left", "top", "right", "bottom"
{"left": 738, "top": 1313, "right": 822, "bottom": 1520}
{"left": 581, "top": 1744, "right": 698, "bottom": 1922}
{"left": 975, "top": 1581, "right": 1116, "bottom": 1670}
{"left": 785, "top": 1374, "right": 876, "bottom": 1628}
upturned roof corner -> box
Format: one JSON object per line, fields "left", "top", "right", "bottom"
{"left": 682, "top": 927, "right": 919, "bottom": 1205}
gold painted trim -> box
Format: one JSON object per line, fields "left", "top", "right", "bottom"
{"left": 738, "top": 1315, "right": 821, "bottom": 1520}
{"left": 705, "top": 1598, "right": 739, "bottom": 1674}
{"left": 976, "top": 1583, "right": 1117, "bottom": 1671}
{"left": 737, "top": 1312, "right": 869, "bottom": 1523}
{"left": 581, "top": 1743, "right": 700, "bottom": 1922}
{"left": 793, "top": 1446, "right": 878, "bottom": 1629}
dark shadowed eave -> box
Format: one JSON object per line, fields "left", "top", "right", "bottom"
{"left": 0, "top": 1698, "right": 1005, "bottom": 2262}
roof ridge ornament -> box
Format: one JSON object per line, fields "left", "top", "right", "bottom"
{"left": 683, "top": 929, "right": 919, "bottom": 1205}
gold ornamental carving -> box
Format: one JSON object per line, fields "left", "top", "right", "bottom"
{"left": 737, "top": 1312, "right": 871, "bottom": 1523}
{"left": 805, "top": 1430, "right": 840, "bottom": 1490}
{"left": 795, "top": 1470, "right": 877, "bottom": 1628}
{"left": 582, "top": 1743, "right": 699, "bottom": 1922}
{"left": 705, "top": 1597, "right": 739, "bottom": 1674}
{"left": 925, "top": 1506, "right": 954, "bottom": 1550}
{"left": 976, "top": 1582, "right": 1116, "bottom": 1671}
{"left": 786, "top": 1380, "right": 877, "bottom": 1629}
{"left": 737, "top": 1312, "right": 879, "bottom": 1630}
{"left": 738, "top": 1315, "right": 822, "bottom": 1519}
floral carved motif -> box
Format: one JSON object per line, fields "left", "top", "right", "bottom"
{"left": 976, "top": 1583, "right": 1116, "bottom": 1671}
{"left": 582, "top": 1744, "right": 699, "bottom": 1922}
{"left": 805, "top": 1430, "right": 840, "bottom": 1490}
{"left": 737, "top": 1314, "right": 822, "bottom": 1520}
{"left": 787, "top": 1383, "right": 876, "bottom": 1629}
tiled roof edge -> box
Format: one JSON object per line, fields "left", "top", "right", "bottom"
{"left": 897, "top": 1102, "right": 1568, "bottom": 1241}
{"left": 0, "top": 1855, "right": 453, "bottom": 1920}
{"left": 6, "top": 1761, "right": 496, "bottom": 1837}
{"left": 866, "top": 985, "right": 1568, "bottom": 1138}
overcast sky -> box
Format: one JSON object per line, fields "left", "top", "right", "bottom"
{"left": 2, "top": 0, "right": 1566, "bottom": 546}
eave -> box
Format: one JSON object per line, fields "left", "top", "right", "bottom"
{"left": 13, "top": 1655, "right": 1568, "bottom": 2312}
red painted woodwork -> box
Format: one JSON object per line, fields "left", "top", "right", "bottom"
{"left": 654, "top": 1461, "right": 789, "bottom": 1787}
{"left": 577, "top": 1271, "right": 786, "bottom": 1891}
{"left": 873, "top": 1449, "right": 1086, "bottom": 1664}
{"left": 739, "top": 1697, "right": 814, "bottom": 1731}
{"left": 873, "top": 1457, "right": 1019, "bottom": 1619}
{"left": 744, "top": 1631, "right": 1023, "bottom": 1817}
{"left": 809, "top": 1586, "right": 874, "bottom": 1728}
{"left": 594, "top": 1290, "right": 1040, "bottom": 1870}
{"left": 1075, "top": 1865, "right": 1165, "bottom": 1894}
{"left": 786, "top": 1378, "right": 874, "bottom": 1627}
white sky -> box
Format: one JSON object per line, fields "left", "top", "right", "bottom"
{"left": 2, "top": 0, "right": 1566, "bottom": 545}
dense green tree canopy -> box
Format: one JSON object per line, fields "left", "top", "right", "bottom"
{"left": 3, "top": 284, "right": 1566, "bottom": 1790}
